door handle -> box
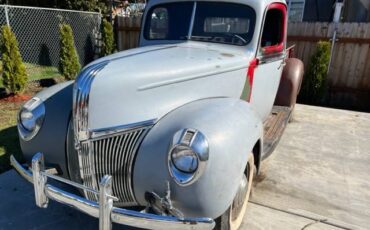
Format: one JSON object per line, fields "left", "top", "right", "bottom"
{"left": 278, "top": 61, "right": 286, "bottom": 70}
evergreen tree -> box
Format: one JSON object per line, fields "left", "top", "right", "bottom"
{"left": 0, "top": 25, "right": 28, "bottom": 94}
{"left": 299, "top": 41, "right": 331, "bottom": 104}
{"left": 59, "top": 23, "right": 81, "bottom": 80}
{"left": 101, "top": 18, "right": 115, "bottom": 57}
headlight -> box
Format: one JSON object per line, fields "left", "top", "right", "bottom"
{"left": 168, "top": 129, "right": 209, "bottom": 186}
{"left": 20, "top": 110, "right": 36, "bottom": 131}
{"left": 171, "top": 145, "right": 198, "bottom": 173}
{"left": 18, "top": 97, "right": 45, "bottom": 141}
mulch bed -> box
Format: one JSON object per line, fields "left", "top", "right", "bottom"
{"left": 0, "top": 81, "right": 42, "bottom": 102}
{"left": 0, "top": 77, "right": 64, "bottom": 103}
{"left": 1, "top": 94, "right": 32, "bottom": 103}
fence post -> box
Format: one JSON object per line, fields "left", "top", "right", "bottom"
{"left": 94, "top": 13, "right": 102, "bottom": 59}
{"left": 4, "top": 5, "right": 10, "bottom": 26}
{"left": 328, "top": 2, "right": 344, "bottom": 74}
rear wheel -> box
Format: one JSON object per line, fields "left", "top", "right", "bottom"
{"left": 215, "top": 154, "right": 254, "bottom": 230}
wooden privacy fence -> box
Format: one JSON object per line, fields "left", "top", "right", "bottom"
{"left": 115, "top": 16, "right": 142, "bottom": 51}
{"left": 115, "top": 17, "right": 370, "bottom": 111}
{"left": 288, "top": 22, "right": 370, "bottom": 111}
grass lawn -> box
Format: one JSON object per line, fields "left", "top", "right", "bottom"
{"left": 0, "top": 101, "right": 23, "bottom": 173}
{"left": 0, "top": 63, "right": 60, "bottom": 88}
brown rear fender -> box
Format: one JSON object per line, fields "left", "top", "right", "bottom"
{"left": 274, "top": 58, "right": 304, "bottom": 107}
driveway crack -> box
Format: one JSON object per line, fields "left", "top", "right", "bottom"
{"left": 301, "top": 219, "right": 328, "bottom": 229}
{"left": 249, "top": 201, "right": 355, "bottom": 230}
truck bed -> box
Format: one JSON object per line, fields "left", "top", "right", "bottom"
{"left": 262, "top": 106, "right": 292, "bottom": 160}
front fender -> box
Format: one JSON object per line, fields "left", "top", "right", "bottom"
{"left": 19, "top": 81, "right": 73, "bottom": 178}
{"left": 133, "top": 98, "right": 263, "bottom": 219}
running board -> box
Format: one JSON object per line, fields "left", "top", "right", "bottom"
{"left": 262, "top": 106, "right": 292, "bottom": 160}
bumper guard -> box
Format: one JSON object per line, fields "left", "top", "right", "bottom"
{"left": 10, "top": 153, "right": 215, "bottom": 230}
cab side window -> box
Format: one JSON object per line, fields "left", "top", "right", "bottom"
{"left": 260, "top": 4, "right": 287, "bottom": 55}
{"left": 144, "top": 2, "right": 193, "bottom": 40}
{"left": 148, "top": 8, "right": 169, "bottom": 39}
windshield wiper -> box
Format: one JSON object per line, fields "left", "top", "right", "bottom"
{"left": 219, "top": 33, "right": 248, "bottom": 45}
{"left": 190, "top": 34, "right": 248, "bottom": 45}
{"left": 190, "top": 35, "right": 213, "bottom": 40}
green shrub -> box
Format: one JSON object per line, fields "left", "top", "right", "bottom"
{"left": 59, "top": 23, "right": 81, "bottom": 80}
{"left": 100, "top": 19, "right": 115, "bottom": 57}
{"left": 0, "top": 25, "right": 28, "bottom": 94}
{"left": 299, "top": 41, "right": 331, "bottom": 104}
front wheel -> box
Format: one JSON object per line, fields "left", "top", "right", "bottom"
{"left": 215, "top": 154, "right": 254, "bottom": 230}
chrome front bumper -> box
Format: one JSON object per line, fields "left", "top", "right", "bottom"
{"left": 10, "top": 153, "right": 215, "bottom": 230}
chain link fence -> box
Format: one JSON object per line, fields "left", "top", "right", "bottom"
{"left": 0, "top": 5, "right": 101, "bottom": 79}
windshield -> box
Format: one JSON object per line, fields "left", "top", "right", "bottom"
{"left": 144, "top": 2, "right": 256, "bottom": 46}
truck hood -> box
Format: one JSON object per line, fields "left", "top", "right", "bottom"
{"left": 87, "top": 43, "right": 253, "bottom": 130}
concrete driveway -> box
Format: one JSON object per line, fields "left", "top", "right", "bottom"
{"left": 0, "top": 104, "right": 369, "bottom": 230}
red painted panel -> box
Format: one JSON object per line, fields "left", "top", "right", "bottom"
{"left": 261, "top": 3, "right": 287, "bottom": 55}
{"left": 247, "top": 58, "right": 259, "bottom": 102}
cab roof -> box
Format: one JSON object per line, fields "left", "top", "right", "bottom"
{"left": 146, "top": 0, "right": 287, "bottom": 12}
{"left": 141, "top": 0, "right": 288, "bottom": 53}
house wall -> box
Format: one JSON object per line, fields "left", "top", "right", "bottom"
{"left": 302, "top": 0, "right": 336, "bottom": 22}
{"left": 343, "top": 0, "right": 370, "bottom": 22}
{"left": 301, "top": 0, "right": 370, "bottom": 22}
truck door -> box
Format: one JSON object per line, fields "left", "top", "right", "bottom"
{"left": 250, "top": 3, "right": 287, "bottom": 121}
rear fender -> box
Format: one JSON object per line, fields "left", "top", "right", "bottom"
{"left": 274, "top": 58, "right": 304, "bottom": 107}
{"left": 133, "top": 98, "right": 263, "bottom": 219}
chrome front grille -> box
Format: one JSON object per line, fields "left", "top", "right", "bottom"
{"left": 94, "top": 128, "right": 149, "bottom": 204}
{"left": 73, "top": 61, "right": 109, "bottom": 202}
{"left": 78, "top": 126, "right": 152, "bottom": 203}
{"left": 73, "top": 61, "right": 155, "bottom": 205}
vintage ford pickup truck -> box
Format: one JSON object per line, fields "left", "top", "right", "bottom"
{"left": 11, "top": 0, "right": 304, "bottom": 229}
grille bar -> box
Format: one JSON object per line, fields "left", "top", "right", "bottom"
{"left": 80, "top": 142, "right": 98, "bottom": 200}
